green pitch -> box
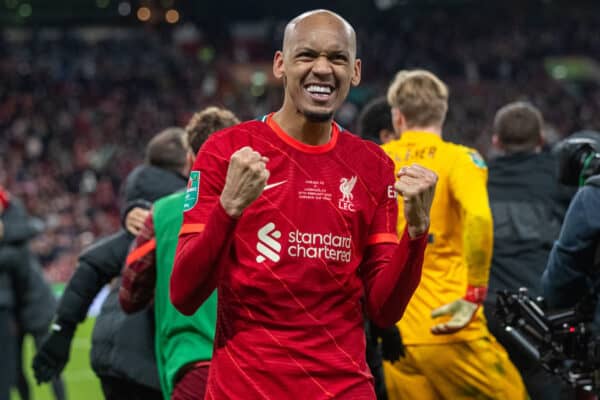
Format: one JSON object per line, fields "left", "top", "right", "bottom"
{"left": 12, "top": 318, "right": 103, "bottom": 400}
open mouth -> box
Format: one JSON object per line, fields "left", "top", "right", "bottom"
{"left": 304, "top": 84, "right": 335, "bottom": 102}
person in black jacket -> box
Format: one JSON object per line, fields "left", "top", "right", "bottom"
{"left": 0, "top": 187, "right": 67, "bottom": 400}
{"left": 0, "top": 186, "right": 45, "bottom": 400}
{"left": 483, "top": 101, "right": 573, "bottom": 400}
{"left": 15, "top": 256, "right": 67, "bottom": 400}
{"left": 33, "top": 127, "right": 194, "bottom": 400}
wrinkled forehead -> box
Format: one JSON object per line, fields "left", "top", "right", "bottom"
{"left": 283, "top": 14, "right": 356, "bottom": 57}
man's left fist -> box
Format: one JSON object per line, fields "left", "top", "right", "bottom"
{"left": 394, "top": 164, "right": 437, "bottom": 238}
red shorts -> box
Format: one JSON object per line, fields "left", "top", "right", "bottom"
{"left": 172, "top": 364, "right": 210, "bottom": 400}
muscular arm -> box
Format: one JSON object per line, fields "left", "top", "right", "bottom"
{"left": 170, "top": 202, "right": 237, "bottom": 315}
{"left": 361, "top": 228, "right": 428, "bottom": 327}
{"left": 170, "top": 141, "right": 269, "bottom": 316}
{"left": 119, "top": 213, "right": 158, "bottom": 313}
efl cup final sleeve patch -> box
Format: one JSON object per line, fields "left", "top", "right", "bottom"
{"left": 183, "top": 171, "right": 200, "bottom": 212}
{"left": 468, "top": 151, "right": 487, "bottom": 168}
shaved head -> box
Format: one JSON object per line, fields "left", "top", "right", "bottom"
{"left": 273, "top": 9, "right": 361, "bottom": 125}
{"left": 282, "top": 9, "right": 357, "bottom": 58}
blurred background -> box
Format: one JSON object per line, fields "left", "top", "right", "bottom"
{"left": 1, "top": 0, "right": 600, "bottom": 398}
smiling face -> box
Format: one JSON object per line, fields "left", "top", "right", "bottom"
{"left": 273, "top": 11, "right": 361, "bottom": 123}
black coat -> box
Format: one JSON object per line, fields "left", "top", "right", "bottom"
{"left": 55, "top": 230, "right": 133, "bottom": 326}
{"left": 485, "top": 151, "right": 573, "bottom": 303}
{"left": 17, "top": 256, "right": 56, "bottom": 335}
{"left": 0, "top": 198, "right": 41, "bottom": 309}
{"left": 54, "top": 165, "right": 186, "bottom": 388}
{"left": 91, "top": 279, "right": 160, "bottom": 389}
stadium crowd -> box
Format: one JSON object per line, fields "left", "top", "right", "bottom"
{"left": 0, "top": 5, "right": 599, "bottom": 285}
{"left": 2, "top": 4, "right": 600, "bottom": 400}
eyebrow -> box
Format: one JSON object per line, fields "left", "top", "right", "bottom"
{"left": 293, "top": 47, "right": 350, "bottom": 57}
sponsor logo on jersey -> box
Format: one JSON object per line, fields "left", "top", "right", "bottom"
{"left": 256, "top": 222, "right": 282, "bottom": 262}
{"left": 183, "top": 171, "right": 200, "bottom": 212}
{"left": 256, "top": 222, "right": 352, "bottom": 263}
{"left": 338, "top": 176, "right": 357, "bottom": 211}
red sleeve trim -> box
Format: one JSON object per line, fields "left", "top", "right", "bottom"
{"left": 179, "top": 223, "right": 206, "bottom": 236}
{"left": 366, "top": 233, "right": 399, "bottom": 245}
{"left": 126, "top": 238, "right": 156, "bottom": 266}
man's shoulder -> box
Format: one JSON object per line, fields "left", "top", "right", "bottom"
{"left": 154, "top": 190, "right": 185, "bottom": 209}
{"left": 202, "top": 120, "right": 272, "bottom": 153}
{"left": 339, "top": 130, "right": 393, "bottom": 167}
{"left": 213, "top": 120, "right": 270, "bottom": 138}
{"left": 380, "top": 138, "right": 400, "bottom": 156}
{"left": 447, "top": 142, "right": 487, "bottom": 169}
{"left": 580, "top": 182, "right": 600, "bottom": 203}
{"left": 79, "top": 229, "right": 131, "bottom": 262}
{"left": 585, "top": 175, "right": 600, "bottom": 188}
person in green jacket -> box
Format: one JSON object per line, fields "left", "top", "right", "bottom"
{"left": 119, "top": 106, "right": 239, "bottom": 399}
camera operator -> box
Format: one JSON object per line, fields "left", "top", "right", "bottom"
{"left": 485, "top": 102, "right": 573, "bottom": 400}
{"left": 542, "top": 132, "right": 600, "bottom": 315}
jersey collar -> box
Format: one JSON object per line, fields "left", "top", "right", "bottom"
{"left": 263, "top": 113, "right": 340, "bottom": 154}
{"left": 400, "top": 130, "right": 443, "bottom": 142}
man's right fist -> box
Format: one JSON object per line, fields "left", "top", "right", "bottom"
{"left": 220, "top": 146, "right": 270, "bottom": 217}
{"left": 32, "top": 322, "right": 75, "bottom": 384}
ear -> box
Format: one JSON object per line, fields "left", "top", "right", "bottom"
{"left": 351, "top": 58, "right": 361, "bottom": 86}
{"left": 273, "top": 50, "right": 284, "bottom": 80}
{"left": 491, "top": 134, "right": 502, "bottom": 150}
{"left": 538, "top": 131, "right": 545, "bottom": 148}
{"left": 390, "top": 107, "right": 404, "bottom": 134}
{"left": 180, "top": 151, "right": 194, "bottom": 177}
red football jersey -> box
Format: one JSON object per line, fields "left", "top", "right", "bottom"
{"left": 180, "top": 114, "right": 401, "bottom": 399}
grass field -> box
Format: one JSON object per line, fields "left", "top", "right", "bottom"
{"left": 12, "top": 318, "right": 103, "bottom": 400}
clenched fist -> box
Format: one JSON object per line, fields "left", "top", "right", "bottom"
{"left": 394, "top": 164, "right": 437, "bottom": 238}
{"left": 220, "top": 146, "right": 270, "bottom": 217}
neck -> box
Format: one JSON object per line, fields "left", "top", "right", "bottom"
{"left": 273, "top": 104, "right": 332, "bottom": 146}
{"left": 498, "top": 146, "right": 541, "bottom": 156}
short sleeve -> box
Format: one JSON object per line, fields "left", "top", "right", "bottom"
{"left": 180, "top": 136, "right": 229, "bottom": 236}
{"left": 366, "top": 155, "right": 399, "bottom": 245}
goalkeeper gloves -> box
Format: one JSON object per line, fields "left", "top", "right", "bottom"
{"left": 32, "top": 319, "right": 76, "bottom": 384}
{"left": 430, "top": 285, "right": 487, "bottom": 335}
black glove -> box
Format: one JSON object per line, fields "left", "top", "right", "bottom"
{"left": 374, "top": 324, "right": 405, "bottom": 362}
{"left": 32, "top": 320, "right": 75, "bottom": 384}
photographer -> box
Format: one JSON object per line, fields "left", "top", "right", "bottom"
{"left": 542, "top": 132, "right": 600, "bottom": 313}
{"left": 485, "top": 102, "right": 572, "bottom": 400}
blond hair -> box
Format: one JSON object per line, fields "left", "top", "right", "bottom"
{"left": 387, "top": 69, "right": 449, "bottom": 128}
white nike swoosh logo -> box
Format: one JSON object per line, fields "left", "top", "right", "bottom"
{"left": 264, "top": 180, "right": 287, "bottom": 191}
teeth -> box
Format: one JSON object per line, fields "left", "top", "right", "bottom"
{"left": 306, "top": 85, "right": 332, "bottom": 94}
